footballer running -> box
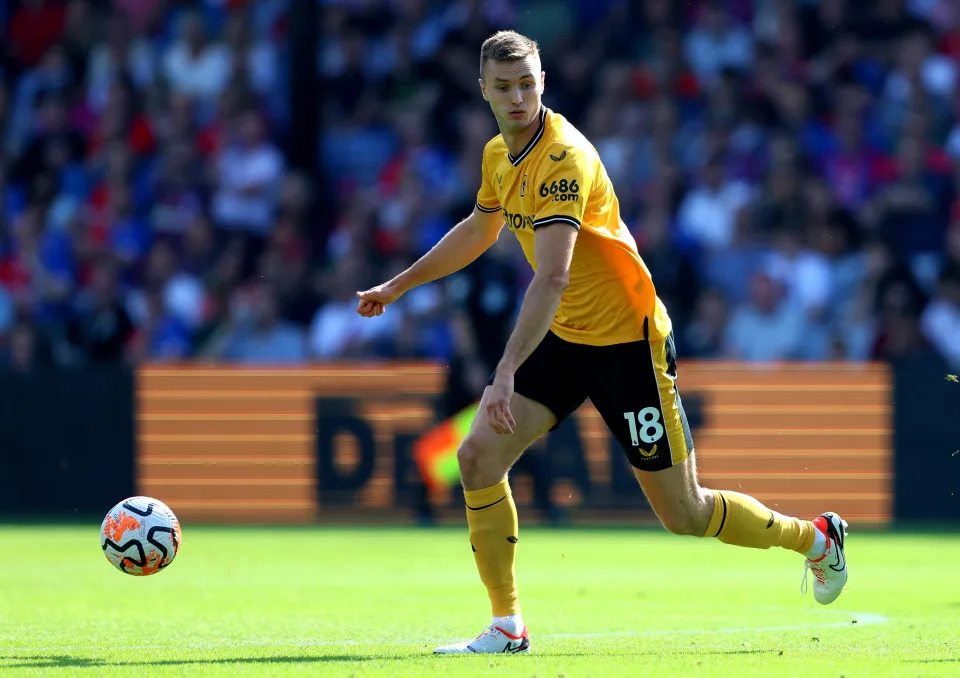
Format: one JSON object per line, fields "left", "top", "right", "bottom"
{"left": 356, "top": 30, "right": 848, "bottom": 654}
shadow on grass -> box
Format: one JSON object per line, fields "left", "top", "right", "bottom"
{"left": 0, "top": 647, "right": 787, "bottom": 667}
{"left": 908, "top": 658, "right": 960, "bottom": 663}
{"left": 0, "top": 654, "right": 397, "bottom": 669}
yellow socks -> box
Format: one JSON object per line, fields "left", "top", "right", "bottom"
{"left": 464, "top": 484, "right": 816, "bottom": 615}
{"left": 464, "top": 478, "right": 520, "bottom": 617}
{"left": 704, "top": 490, "right": 817, "bottom": 555}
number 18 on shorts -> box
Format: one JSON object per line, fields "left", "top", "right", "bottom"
{"left": 623, "top": 407, "right": 665, "bottom": 448}
{"left": 589, "top": 336, "right": 692, "bottom": 473}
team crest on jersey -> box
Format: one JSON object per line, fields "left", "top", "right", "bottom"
{"left": 549, "top": 150, "right": 567, "bottom": 162}
{"left": 521, "top": 174, "right": 527, "bottom": 197}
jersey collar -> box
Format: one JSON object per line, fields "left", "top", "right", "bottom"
{"left": 507, "top": 106, "right": 548, "bottom": 167}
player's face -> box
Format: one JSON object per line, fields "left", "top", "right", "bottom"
{"left": 479, "top": 55, "right": 544, "bottom": 133}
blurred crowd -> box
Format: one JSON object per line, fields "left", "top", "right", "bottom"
{"left": 0, "top": 0, "right": 304, "bottom": 371}
{"left": 2, "top": 0, "right": 960, "bottom": 386}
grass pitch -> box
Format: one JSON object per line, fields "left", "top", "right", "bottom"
{"left": 0, "top": 525, "right": 957, "bottom": 677}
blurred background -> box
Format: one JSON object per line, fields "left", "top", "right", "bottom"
{"left": 0, "top": 0, "right": 957, "bottom": 526}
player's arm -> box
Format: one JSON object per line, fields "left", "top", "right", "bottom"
{"left": 485, "top": 222, "right": 577, "bottom": 434}
{"left": 486, "top": 143, "right": 591, "bottom": 434}
{"left": 393, "top": 207, "right": 504, "bottom": 289}
{"left": 356, "top": 208, "right": 503, "bottom": 317}
{"left": 357, "top": 148, "right": 503, "bottom": 317}
{"left": 495, "top": 222, "right": 577, "bottom": 378}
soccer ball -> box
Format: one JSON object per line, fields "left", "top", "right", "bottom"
{"left": 101, "top": 496, "right": 182, "bottom": 576}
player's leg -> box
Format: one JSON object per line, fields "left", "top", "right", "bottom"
{"left": 633, "top": 453, "right": 848, "bottom": 606}
{"left": 458, "top": 388, "right": 555, "bottom": 630}
{"left": 435, "top": 332, "right": 588, "bottom": 654}
{"left": 633, "top": 452, "right": 820, "bottom": 555}
{"left": 590, "top": 332, "right": 848, "bottom": 604}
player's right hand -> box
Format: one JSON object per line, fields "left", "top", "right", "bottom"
{"left": 355, "top": 282, "right": 403, "bottom": 317}
{"left": 484, "top": 375, "right": 516, "bottom": 435}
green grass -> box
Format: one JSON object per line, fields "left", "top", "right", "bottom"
{"left": 0, "top": 525, "right": 958, "bottom": 677}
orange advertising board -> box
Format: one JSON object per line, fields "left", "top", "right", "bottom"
{"left": 137, "top": 363, "right": 891, "bottom": 525}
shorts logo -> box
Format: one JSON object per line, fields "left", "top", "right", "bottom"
{"left": 549, "top": 150, "right": 567, "bottom": 162}
{"left": 638, "top": 443, "right": 658, "bottom": 458}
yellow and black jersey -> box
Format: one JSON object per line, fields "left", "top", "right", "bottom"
{"left": 476, "top": 106, "right": 672, "bottom": 346}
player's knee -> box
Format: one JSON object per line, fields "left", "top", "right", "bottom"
{"left": 458, "top": 435, "right": 510, "bottom": 488}
{"left": 457, "top": 437, "right": 485, "bottom": 480}
{"left": 654, "top": 497, "right": 711, "bottom": 536}
{"left": 659, "top": 512, "right": 702, "bottom": 536}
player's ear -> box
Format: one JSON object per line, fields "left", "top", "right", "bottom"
{"left": 478, "top": 77, "right": 487, "bottom": 101}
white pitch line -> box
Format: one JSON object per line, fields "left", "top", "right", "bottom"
{"left": 0, "top": 611, "right": 887, "bottom": 655}
{"left": 542, "top": 611, "right": 889, "bottom": 639}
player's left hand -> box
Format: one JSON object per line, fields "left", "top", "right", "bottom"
{"left": 485, "top": 374, "right": 516, "bottom": 435}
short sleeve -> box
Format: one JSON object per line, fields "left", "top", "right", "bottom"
{"left": 475, "top": 152, "right": 501, "bottom": 213}
{"left": 532, "top": 145, "right": 592, "bottom": 230}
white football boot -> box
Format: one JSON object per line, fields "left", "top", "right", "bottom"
{"left": 801, "top": 512, "right": 849, "bottom": 604}
{"left": 433, "top": 624, "right": 530, "bottom": 654}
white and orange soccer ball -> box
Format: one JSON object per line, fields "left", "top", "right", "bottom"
{"left": 100, "top": 496, "right": 182, "bottom": 576}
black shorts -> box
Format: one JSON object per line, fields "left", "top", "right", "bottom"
{"left": 510, "top": 329, "right": 694, "bottom": 471}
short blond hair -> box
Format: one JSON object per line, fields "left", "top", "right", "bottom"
{"left": 480, "top": 30, "right": 540, "bottom": 79}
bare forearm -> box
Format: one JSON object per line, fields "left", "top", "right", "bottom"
{"left": 496, "top": 273, "right": 567, "bottom": 377}
{"left": 392, "top": 216, "right": 498, "bottom": 293}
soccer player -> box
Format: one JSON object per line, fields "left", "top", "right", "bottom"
{"left": 356, "top": 30, "right": 848, "bottom": 654}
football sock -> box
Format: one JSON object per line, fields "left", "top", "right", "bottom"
{"left": 464, "top": 478, "right": 520, "bottom": 617}
{"left": 805, "top": 524, "right": 828, "bottom": 560}
{"left": 492, "top": 613, "right": 524, "bottom": 636}
{"left": 704, "top": 490, "right": 817, "bottom": 555}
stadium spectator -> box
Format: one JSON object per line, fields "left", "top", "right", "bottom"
{"left": 724, "top": 272, "right": 807, "bottom": 361}
{"left": 921, "top": 263, "right": 960, "bottom": 366}
{"left": 85, "top": 11, "right": 156, "bottom": 114}
{"left": 943, "top": 216, "right": 960, "bottom": 270}
{"left": 161, "top": 9, "right": 231, "bottom": 107}
{"left": 763, "top": 225, "right": 832, "bottom": 358}
{"left": 681, "top": 287, "right": 729, "bottom": 359}
{"left": 450, "top": 233, "right": 519, "bottom": 372}
{"left": 677, "top": 153, "right": 754, "bottom": 250}
{"left": 10, "top": 91, "right": 85, "bottom": 184}
{"left": 868, "top": 132, "right": 950, "bottom": 261}
{"left": 219, "top": 284, "right": 305, "bottom": 364}
{"left": 308, "top": 254, "right": 394, "bottom": 359}
{"left": 149, "top": 140, "right": 204, "bottom": 237}
{"left": 0, "top": 285, "right": 14, "bottom": 336}
{"left": 210, "top": 105, "right": 284, "bottom": 239}
{"left": 636, "top": 203, "right": 701, "bottom": 332}
{"left": 4, "top": 321, "right": 39, "bottom": 372}
{"left": 64, "top": 258, "right": 133, "bottom": 365}
{"left": 223, "top": 10, "right": 279, "bottom": 101}
{"left": 684, "top": 1, "right": 754, "bottom": 88}
{"left": 128, "top": 281, "right": 191, "bottom": 362}
{"left": 871, "top": 272, "right": 939, "bottom": 363}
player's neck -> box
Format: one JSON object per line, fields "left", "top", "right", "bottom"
{"left": 501, "top": 105, "right": 543, "bottom": 159}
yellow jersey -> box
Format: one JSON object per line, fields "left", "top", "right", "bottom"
{"left": 476, "top": 106, "right": 672, "bottom": 346}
